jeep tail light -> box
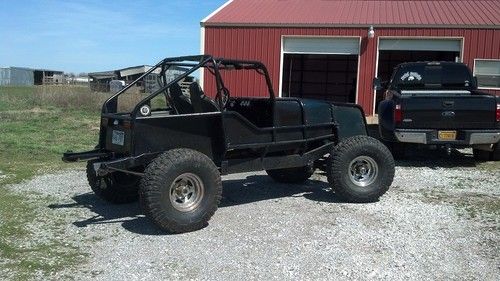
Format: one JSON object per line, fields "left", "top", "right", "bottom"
{"left": 122, "top": 120, "right": 132, "bottom": 129}
{"left": 394, "top": 104, "right": 402, "bottom": 124}
{"left": 101, "top": 118, "right": 108, "bottom": 127}
{"left": 496, "top": 103, "right": 500, "bottom": 122}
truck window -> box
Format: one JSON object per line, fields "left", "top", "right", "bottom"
{"left": 391, "top": 64, "right": 474, "bottom": 91}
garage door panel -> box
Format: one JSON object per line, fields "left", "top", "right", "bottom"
{"left": 379, "top": 39, "right": 461, "bottom": 52}
{"left": 283, "top": 37, "right": 360, "bottom": 55}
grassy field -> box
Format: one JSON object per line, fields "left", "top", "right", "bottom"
{"left": 0, "top": 85, "right": 103, "bottom": 279}
{"left": 0, "top": 86, "right": 102, "bottom": 185}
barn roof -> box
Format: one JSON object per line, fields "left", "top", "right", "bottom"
{"left": 202, "top": 0, "right": 500, "bottom": 28}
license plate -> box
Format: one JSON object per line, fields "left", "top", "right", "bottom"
{"left": 438, "top": 130, "right": 456, "bottom": 140}
{"left": 112, "top": 130, "right": 125, "bottom": 145}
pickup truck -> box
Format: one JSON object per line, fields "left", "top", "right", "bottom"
{"left": 376, "top": 62, "right": 500, "bottom": 161}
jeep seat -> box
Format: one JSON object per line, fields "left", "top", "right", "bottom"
{"left": 169, "top": 83, "right": 194, "bottom": 114}
{"left": 189, "top": 82, "right": 219, "bottom": 113}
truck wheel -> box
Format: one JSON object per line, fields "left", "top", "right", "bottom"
{"left": 266, "top": 165, "right": 314, "bottom": 184}
{"left": 139, "top": 149, "right": 222, "bottom": 233}
{"left": 473, "top": 148, "right": 490, "bottom": 161}
{"left": 86, "top": 161, "right": 140, "bottom": 204}
{"left": 327, "top": 136, "right": 395, "bottom": 203}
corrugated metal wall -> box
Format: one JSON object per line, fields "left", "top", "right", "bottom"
{"left": 204, "top": 27, "right": 500, "bottom": 115}
{"left": 0, "top": 67, "right": 34, "bottom": 86}
{"left": 0, "top": 68, "right": 10, "bottom": 86}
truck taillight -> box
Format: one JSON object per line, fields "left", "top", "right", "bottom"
{"left": 394, "top": 104, "right": 402, "bottom": 124}
{"left": 496, "top": 103, "right": 500, "bottom": 122}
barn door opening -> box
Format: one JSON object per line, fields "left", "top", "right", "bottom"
{"left": 282, "top": 54, "right": 358, "bottom": 103}
{"left": 281, "top": 37, "right": 360, "bottom": 103}
{"left": 375, "top": 38, "right": 462, "bottom": 112}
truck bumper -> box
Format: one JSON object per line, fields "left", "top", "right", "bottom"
{"left": 394, "top": 129, "right": 500, "bottom": 145}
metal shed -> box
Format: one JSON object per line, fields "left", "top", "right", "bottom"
{"left": 88, "top": 65, "right": 189, "bottom": 93}
{"left": 33, "top": 69, "right": 65, "bottom": 85}
{"left": 201, "top": 0, "right": 500, "bottom": 117}
{"left": 0, "top": 67, "right": 34, "bottom": 86}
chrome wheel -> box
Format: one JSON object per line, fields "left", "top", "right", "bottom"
{"left": 348, "top": 156, "right": 378, "bottom": 187}
{"left": 169, "top": 173, "right": 204, "bottom": 212}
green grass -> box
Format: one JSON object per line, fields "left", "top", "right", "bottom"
{"left": 0, "top": 86, "right": 100, "bottom": 185}
{"left": 476, "top": 161, "right": 500, "bottom": 172}
{"left": 421, "top": 189, "right": 500, "bottom": 227}
{"left": 0, "top": 86, "right": 100, "bottom": 279}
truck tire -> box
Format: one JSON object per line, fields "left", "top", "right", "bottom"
{"left": 490, "top": 144, "right": 500, "bottom": 161}
{"left": 327, "top": 136, "right": 395, "bottom": 203}
{"left": 266, "top": 165, "right": 314, "bottom": 184}
{"left": 86, "top": 161, "right": 140, "bottom": 204}
{"left": 473, "top": 148, "right": 490, "bottom": 161}
{"left": 139, "top": 149, "right": 222, "bottom": 233}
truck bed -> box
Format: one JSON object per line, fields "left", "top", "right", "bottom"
{"left": 398, "top": 92, "right": 497, "bottom": 130}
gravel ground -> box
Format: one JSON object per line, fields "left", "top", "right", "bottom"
{"left": 3, "top": 149, "right": 500, "bottom": 280}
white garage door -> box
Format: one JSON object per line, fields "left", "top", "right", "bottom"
{"left": 283, "top": 37, "right": 360, "bottom": 55}
{"left": 379, "top": 38, "right": 461, "bottom": 52}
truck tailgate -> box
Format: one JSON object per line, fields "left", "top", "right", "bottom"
{"left": 399, "top": 94, "right": 497, "bottom": 129}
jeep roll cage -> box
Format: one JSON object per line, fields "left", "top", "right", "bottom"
{"left": 102, "top": 55, "right": 276, "bottom": 116}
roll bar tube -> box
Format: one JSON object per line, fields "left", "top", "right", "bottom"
{"left": 101, "top": 55, "right": 276, "bottom": 116}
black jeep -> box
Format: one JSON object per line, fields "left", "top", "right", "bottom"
{"left": 63, "top": 55, "right": 394, "bottom": 233}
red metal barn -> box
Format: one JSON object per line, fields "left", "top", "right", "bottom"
{"left": 201, "top": 0, "right": 500, "bottom": 119}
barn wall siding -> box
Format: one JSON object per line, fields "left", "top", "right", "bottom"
{"left": 204, "top": 27, "right": 500, "bottom": 115}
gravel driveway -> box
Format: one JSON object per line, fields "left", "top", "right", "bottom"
{"left": 3, "top": 149, "right": 499, "bottom": 280}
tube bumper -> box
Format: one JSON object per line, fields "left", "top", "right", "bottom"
{"left": 62, "top": 149, "right": 112, "bottom": 163}
{"left": 91, "top": 153, "right": 158, "bottom": 176}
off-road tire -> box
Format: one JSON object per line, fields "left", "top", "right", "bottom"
{"left": 86, "top": 161, "right": 140, "bottom": 204}
{"left": 327, "top": 136, "right": 395, "bottom": 203}
{"left": 473, "top": 148, "right": 491, "bottom": 161}
{"left": 139, "top": 149, "right": 222, "bottom": 233}
{"left": 266, "top": 164, "right": 314, "bottom": 184}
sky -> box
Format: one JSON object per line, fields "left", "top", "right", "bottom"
{"left": 0, "top": 0, "right": 227, "bottom": 73}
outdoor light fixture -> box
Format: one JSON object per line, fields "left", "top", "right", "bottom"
{"left": 368, "top": 25, "right": 375, "bottom": 38}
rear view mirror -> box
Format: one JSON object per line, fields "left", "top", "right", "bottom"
{"left": 373, "top": 77, "right": 383, "bottom": 91}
